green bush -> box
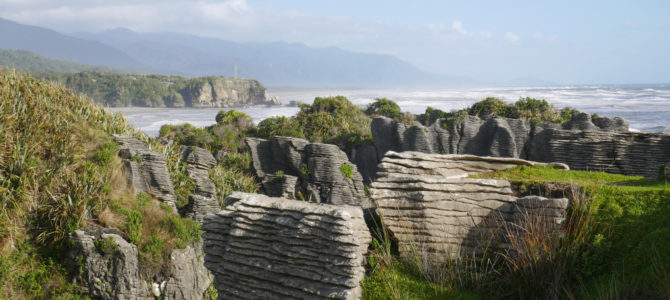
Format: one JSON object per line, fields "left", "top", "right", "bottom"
{"left": 255, "top": 116, "right": 305, "bottom": 139}
{"left": 295, "top": 96, "right": 372, "bottom": 150}
{"left": 94, "top": 237, "right": 119, "bottom": 255}
{"left": 340, "top": 163, "right": 354, "bottom": 179}
{"left": 468, "top": 97, "right": 509, "bottom": 117}
{"left": 94, "top": 141, "right": 119, "bottom": 166}
{"left": 365, "top": 98, "right": 402, "bottom": 119}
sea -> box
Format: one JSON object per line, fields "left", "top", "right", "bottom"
{"left": 106, "top": 85, "right": 670, "bottom": 137}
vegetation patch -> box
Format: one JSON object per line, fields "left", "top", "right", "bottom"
{"left": 422, "top": 97, "right": 581, "bottom": 127}
{"left": 340, "top": 163, "right": 354, "bottom": 179}
{"left": 473, "top": 164, "right": 670, "bottom": 298}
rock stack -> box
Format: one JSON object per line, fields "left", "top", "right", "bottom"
{"left": 113, "top": 134, "right": 179, "bottom": 212}
{"left": 245, "top": 136, "right": 369, "bottom": 208}
{"left": 370, "top": 113, "right": 670, "bottom": 178}
{"left": 180, "top": 146, "right": 221, "bottom": 222}
{"left": 370, "top": 151, "right": 568, "bottom": 261}
{"left": 202, "top": 192, "right": 371, "bottom": 299}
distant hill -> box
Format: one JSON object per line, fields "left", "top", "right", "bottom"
{"left": 31, "top": 71, "right": 274, "bottom": 108}
{"left": 74, "top": 28, "right": 475, "bottom": 87}
{"left": 0, "top": 18, "right": 143, "bottom": 70}
{"left": 0, "top": 18, "right": 475, "bottom": 87}
{"left": 0, "top": 48, "right": 121, "bottom": 73}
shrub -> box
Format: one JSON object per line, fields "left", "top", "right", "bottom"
{"left": 94, "top": 141, "right": 119, "bottom": 166}
{"left": 295, "top": 96, "right": 372, "bottom": 150}
{"left": 468, "top": 97, "right": 509, "bottom": 117}
{"left": 365, "top": 98, "right": 402, "bottom": 119}
{"left": 209, "top": 164, "right": 258, "bottom": 208}
{"left": 255, "top": 116, "right": 305, "bottom": 139}
{"left": 340, "top": 163, "right": 354, "bottom": 179}
{"left": 94, "top": 236, "right": 119, "bottom": 255}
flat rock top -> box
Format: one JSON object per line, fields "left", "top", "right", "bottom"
{"left": 225, "top": 192, "right": 365, "bottom": 220}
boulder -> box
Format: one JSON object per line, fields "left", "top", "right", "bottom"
{"left": 113, "top": 135, "right": 178, "bottom": 212}
{"left": 202, "top": 192, "right": 371, "bottom": 299}
{"left": 370, "top": 152, "right": 569, "bottom": 261}
{"left": 67, "top": 230, "right": 212, "bottom": 300}
{"left": 245, "top": 136, "right": 369, "bottom": 208}
{"left": 67, "top": 230, "right": 149, "bottom": 299}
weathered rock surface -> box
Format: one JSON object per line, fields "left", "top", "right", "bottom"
{"left": 67, "top": 230, "right": 150, "bottom": 299}
{"left": 245, "top": 136, "right": 370, "bottom": 208}
{"left": 371, "top": 113, "right": 670, "bottom": 178}
{"left": 202, "top": 192, "right": 371, "bottom": 300}
{"left": 182, "top": 77, "right": 280, "bottom": 107}
{"left": 67, "top": 230, "right": 212, "bottom": 300}
{"left": 370, "top": 151, "right": 568, "bottom": 260}
{"left": 180, "top": 146, "right": 220, "bottom": 222}
{"left": 112, "top": 134, "right": 178, "bottom": 212}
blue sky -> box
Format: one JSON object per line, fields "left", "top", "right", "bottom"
{"left": 1, "top": 0, "right": 668, "bottom": 84}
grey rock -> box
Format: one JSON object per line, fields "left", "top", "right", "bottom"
{"left": 349, "top": 145, "right": 378, "bottom": 185}
{"left": 370, "top": 114, "right": 670, "bottom": 179}
{"left": 213, "top": 150, "right": 227, "bottom": 164}
{"left": 113, "top": 135, "right": 178, "bottom": 212}
{"left": 67, "top": 231, "right": 212, "bottom": 300}
{"left": 202, "top": 192, "right": 371, "bottom": 300}
{"left": 162, "top": 242, "right": 213, "bottom": 300}
{"left": 181, "top": 146, "right": 217, "bottom": 170}
{"left": 246, "top": 136, "right": 369, "bottom": 207}
{"left": 561, "top": 112, "right": 599, "bottom": 131}
{"left": 66, "top": 230, "right": 150, "bottom": 300}
{"left": 180, "top": 146, "right": 221, "bottom": 223}
{"left": 370, "top": 152, "right": 569, "bottom": 261}
{"left": 261, "top": 174, "right": 299, "bottom": 199}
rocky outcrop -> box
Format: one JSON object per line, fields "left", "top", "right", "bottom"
{"left": 371, "top": 113, "right": 670, "bottom": 178}
{"left": 202, "top": 192, "right": 371, "bottom": 300}
{"left": 182, "top": 77, "right": 280, "bottom": 108}
{"left": 112, "top": 134, "right": 178, "bottom": 212}
{"left": 67, "top": 230, "right": 212, "bottom": 300}
{"left": 180, "top": 146, "right": 220, "bottom": 222}
{"left": 67, "top": 137, "right": 214, "bottom": 300}
{"left": 370, "top": 151, "right": 569, "bottom": 261}
{"left": 67, "top": 230, "right": 149, "bottom": 299}
{"left": 245, "top": 136, "right": 370, "bottom": 208}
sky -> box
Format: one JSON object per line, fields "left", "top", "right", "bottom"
{"left": 0, "top": 0, "right": 668, "bottom": 84}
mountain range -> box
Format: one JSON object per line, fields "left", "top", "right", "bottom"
{"left": 0, "top": 17, "right": 476, "bottom": 87}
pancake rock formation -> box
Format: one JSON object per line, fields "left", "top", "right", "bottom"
{"left": 202, "top": 192, "right": 371, "bottom": 300}
{"left": 370, "top": 151, "right": 568, "bottom": 261}
{"left": 371, "top": 113, "right": 670, "bottom": 178}
{"left": 113, "top": 134, "right": 179, "bottom": 212}
{"left": 245, "top": 136, "right": 369, "bottom": 208}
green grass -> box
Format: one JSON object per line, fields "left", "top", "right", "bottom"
{"left": 362, "top": 260, "right": 480, "bottom": 300}
{"left": 475, "top": 164, "right": 670, "bottom": 297}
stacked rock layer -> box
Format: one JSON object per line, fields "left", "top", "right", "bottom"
{"left": 370, "top": 151, "right": 568, "bottom": 261}
{"left": 203, "top": 192, "right": 371, "bottom": 300}
{"left": 246, "top": 136, "right": 369, "bottom": 207}
{"left": 370, "top": 113, "right": 670, "bottom": 178}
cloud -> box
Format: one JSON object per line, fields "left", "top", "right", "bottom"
{"left": 505, "top": 32, "right": 520, "bottom": 42}
{"left": 451, "top": 20, "right": 470, "bottom": 36}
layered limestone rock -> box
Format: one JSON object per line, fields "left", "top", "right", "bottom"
{"left": 180, "top": 146, "right": 220, "bottom": 222}
{"left": 370, "top": 151, "right": 569, "bottom": 260}
{"left": 113, "top": 134, "right": 178, "bottom": 212}
{"left": 245, "top": 136, "right": 369, "bottom": 208}
{"left": 67, "top": 230, "right": 212, "bottom": 300}
{"left": 182, "top": 77, "right": 280, "bottom": 108}
{"left": 67, "top": 230, "right": 149, "bottom": 299}
{"left": 371, "top": 113, "right": 670, "bottom": 178}
{"left": 202, "top": 192, "right": 371, "bottom": 300}
{"left": 67, "top": 137, "right": 213, "bottom": 300}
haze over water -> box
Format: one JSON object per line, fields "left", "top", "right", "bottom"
{"left": 108, "top": 84, "right": 670, "bottom": 137}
